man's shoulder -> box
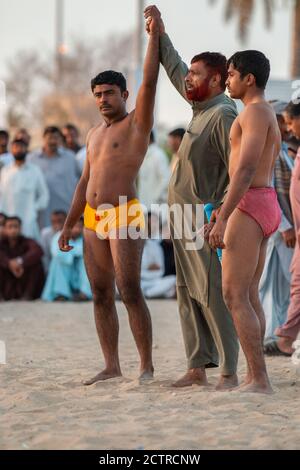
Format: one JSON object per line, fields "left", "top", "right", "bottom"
{"left": 214, "top": 97, "right": 238, "bottom": 119}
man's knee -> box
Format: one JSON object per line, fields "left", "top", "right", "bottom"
{"left": 222, "top": 283, "right": 247, "bottom": 311}
{"left": 92, "top": 283, "right": 115, "bottom": 307}
{"left": 117, "top": 280, "right": 142, "bottom": 306}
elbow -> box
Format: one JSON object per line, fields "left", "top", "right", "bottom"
{"left": 235, "top": 166, "right": 256, "bottom": 185}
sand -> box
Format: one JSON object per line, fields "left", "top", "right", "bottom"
{"left": 0, "top": 300, "right": 299, "bottom": 450}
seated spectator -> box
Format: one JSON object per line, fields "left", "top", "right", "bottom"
{"left": 0, "top": 138, "right": 49, "bottom": 242}
{"left": 41, "top": 210, "right": 67, "bottom": 272}
{"left": 0, "top": 212, "right": 7, "bottom": 240}
{"left": 140, "top": 212, "right": 176, "bottom": 299}
{"left": 0, "top": 129, "right": 13, "bottom": 168}
{"left": 42, "top": 218, "right": 92, "bottom": 301}
{"left": 0, "top": 216, "right": 45, "bottom": 300}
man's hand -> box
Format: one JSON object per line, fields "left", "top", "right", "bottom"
{"left": 209, "top": 217, "right": 227, "bottom": 250}
{"left": 281, "top": 228, "right": 296, "bottom": 248}
{"left": 58, "top": 226, "right": 74, "bottom": 252}
{"left": 144, "top": 5, "right": 165, "bottom": 35}
{"left": 8, "top": 259, "right": 24, "bottom": 278}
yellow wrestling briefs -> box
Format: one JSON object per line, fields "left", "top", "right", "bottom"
{"left": 83, "top": 198, "right": 146, "bottom": 239}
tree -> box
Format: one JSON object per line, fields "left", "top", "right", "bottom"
{"left": 4, "top": 31, "right": 135, "bottom": 132}
{"left": 210, "top": 0, "right": 300, "bottom": 78}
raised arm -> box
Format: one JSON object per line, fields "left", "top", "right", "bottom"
{"left": 133, "top": 10, "right": 160, "bottom": 134}
{"left": 145, "top": 5, "right": 190, "bottom": 103}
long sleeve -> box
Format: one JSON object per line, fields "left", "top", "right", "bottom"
{"left": 0, "top": 248, "right": 9, "bottom": 269}
{"left": 34, "top": 167, "right": 49, "bottom": 211}
{"left": 21, "top": 238, "right": 44, "bottom": 268}
{"left": 159, "top": 33, "right": 190, "bottom": 103}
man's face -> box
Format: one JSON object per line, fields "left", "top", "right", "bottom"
{"left": 11, "top": 142, "right": 27, "bottom": 161}
{"left": 168, "top": 135, "right": 182, "bottom": 154}
{"left": 0, "top": 136, "right": 8, "bottom": 154}
{"left": 226, "top": 63, "right": 247, "bottom": 99}
{"left": 93, "top": 84, "right": 127, "bottom": 118}
{"left": 44, "top": 132, "right": 61, "bottom": 153}
{"left": 62, "top": 128, "right": 78, "bottom": 148}
{"left": 51, "top": 214, "right": 66, "bottom": 232}
{"left": 15, "top": 130, "right": 30, "bottom": 146}
{"left": 290, "top": 116, "right": 300, "bottom": 139}
{"left": 277, "top": 115, "right": 290, "bottom": 142}
{"left": 5, "top": 220, "right": 21, "bottom": 239}
{"left": 185, "top": 61, "right": 213, "bottom": 102}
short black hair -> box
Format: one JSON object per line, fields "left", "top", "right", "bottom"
{"left": 191, "top": 52, "right": 228, "bottom": 90}
{"left": 227, "top": 50, "right": 270, "bottom": 90}
{"left": 91, "top": 70, "right": 127, "bottom": 93}
{"left": 5, "top": 216, "right": 22, "bottom": 226}
{"left": 0, "top": 129, "right": 9, "bottom": 140}
{"left": 52, "top": 210, "right": 67, "bottom": 217}
{"left": 43, "top": 126, "right": 63, "bottom": 138}
{"left": 0, "top": 212, "right": 7, "bottom": 222}
{"left": 285, "top": 101, "right": 300, "bottom": 119}
{"left": 169, "top": 128, "right": 185, "bottom": 139}
{"left": 11, "top": 138, "right": 27, "bottom": 146}
{"left": 63, "top": 123, "right": 79, "bottom": 135}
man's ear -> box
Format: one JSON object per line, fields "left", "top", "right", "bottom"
{"left": 246, "top": 73, "right": 256, "bottom": 87}
{"left": 122, "top": 90, "right": 129, "bottom": 101}
{"left": 210, "top": 73, "right": 221, "bottom": 88}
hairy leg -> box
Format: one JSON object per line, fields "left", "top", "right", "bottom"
{"left": 222, "top": 210, "right": 273, "bottom": 394}
{"left": 83, "top": 229, "right": 121, "bottom": 385}
{"left": 109, "top": 234, "right": 153, "bottom": 379}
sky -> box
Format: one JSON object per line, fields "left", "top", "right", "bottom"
{"left": 0, "top": 0, "right": 294, "bottom": 128}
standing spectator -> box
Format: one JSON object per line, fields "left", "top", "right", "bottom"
{"left": 0, "top": 129, "right": 13, "bottom": 168}
{"left": 167, "top": 127, "right": 185, "bottom": 173}
{"left": 13, "top": 128, "right": 31, "bottom": 149}
{"left": 41, "top": 210, "right": 67, "bottom": 272}
{"left": 28, "top": 126, "right": 81, "bottom": 227}
{"left": 260, "top": 101, "right": 295, "bottom": 346}
{"left": 138, "top": 131, "right": 170, "bottom": 210}
{"left": 0, "top": 216, "right": 45, "bottom": 300}
{"left": 62, "top": 123, "right": 82, "bottom": 153}
{"left": 0, "top": 138, "right": 49, "bottom": 241}
{"left": 266, "top": 101, "right": 300, "bottom": 355}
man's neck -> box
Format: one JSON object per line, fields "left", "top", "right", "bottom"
{"left": 8, "top": 238, "right": 19, "bottom": 249}
{"left": 242, "top": 89, "right": 265, "bottom": 107}
{"left": 43, "top": 147, "right": 58, "bottom": 157}
{"left": 14, "top": 160, "right": 26, "bottom": 168}
{"left": 103, "top": 110, "right": 128, "bottom": 127}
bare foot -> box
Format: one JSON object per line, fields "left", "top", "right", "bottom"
{"left": 277, "top": 337, "right": 294, "bottom": 355}
{"left": 172, "top": 368, "right": 209, "bottom": 388}
{"left": 233, "top": 381, "right": 274, "bottom": 394}
{"left": 216, "top": 373, "right": 238, "bottom": 391}
{"left": 83, "top": 368, "right": 122, "bottom": 386}
{"left": 139, "top": 367, "right": 154, "bottom": 381}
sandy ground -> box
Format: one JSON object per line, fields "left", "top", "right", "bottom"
{"left": 0, "top": 299, "right": 299, "bottom": 450}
